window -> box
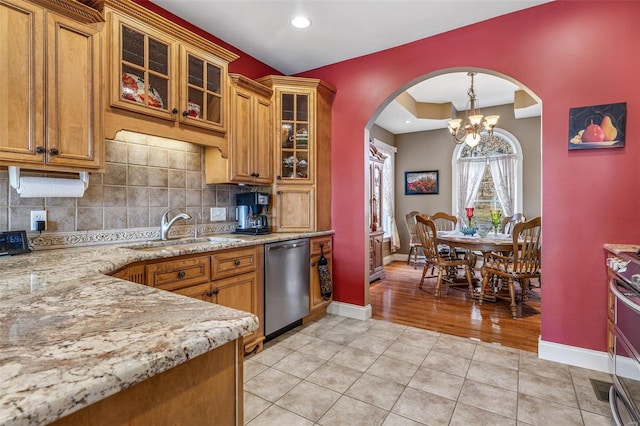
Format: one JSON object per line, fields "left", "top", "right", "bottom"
{"left": 452, "top": 130, "right": 523, "bottom": 223}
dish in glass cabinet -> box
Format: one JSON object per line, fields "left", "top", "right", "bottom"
{"left": 121, "top": 72, "right": 164, "bottom": 109}
{"left": 186, "top": 100, "right": 201, "bottom": 118}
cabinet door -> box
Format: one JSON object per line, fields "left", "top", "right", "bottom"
{"left": 213, "top": 273, "right": 259, "bottom": 345}
{"left": 174, "top": 282, "right": 212, "bottom": 302}
{"left": 111, "top": 13, "right": 175, "bottom": 120}
{"left": 0, "top": 0, "right": 44, "bottom": 163}
{"left": 46, "top": 13, "right": 102, "bottom": 169}
{"left": 276, "top": 88, "right": 314, "bottom": 184}
{"left": 179, "top": 44, "right": 227, "bottom": 133}
{"left": 274, "top": 186, "right": 315, "bottom": 232}
{"left": 251, "top": 95, "right": 273, "bottom": 184}
{"left": 228, "top": 85, "right": 253, "bottom": 182}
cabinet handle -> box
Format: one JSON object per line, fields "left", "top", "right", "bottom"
{"left": 276, "top": 175, "right": 282, "bottom": 180}
{"left": 182, "top": 111, "right": 189, "bottom": 117}
{"left": 211, "top": 287, "right": 219, "bottom": 295}
{"left": 171, "top": 108, "right": 178, "bottom": 114}
{"left": 35, "top": 146, "right": 46, "bottom": 154}
{"left": 49, "top": 148, "right": 59, "bottom": 156}
{"left": 177, "top": 270, "right": 186, "bottom": 278}
{"left": 254, "top": 173, "right": 259, "bottom": 178}
{"left": 233, "top": 259, "right": 241, "bottom": 266}
{"left": 277, "top": 191, "right": 282, "bottom": 195}
{"left": 311, "top": 262, "right": 316, "bottom": 267}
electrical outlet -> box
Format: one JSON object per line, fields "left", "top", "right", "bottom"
{"left": 30, "top": 210, "right": 47, "bottom": 231}
{"left": 210, "top": 207, "right": 226, "bottom": 222}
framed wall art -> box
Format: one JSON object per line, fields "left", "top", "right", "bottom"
{"left": 405, "top": 170, "right": 439, "bottom": 195}
{"left": 568, "top": 102, "right": 626, "bottom": 150}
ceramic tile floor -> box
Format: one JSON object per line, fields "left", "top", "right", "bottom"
{"left": 244, "top": 315, "right": 615, "bottom": 426}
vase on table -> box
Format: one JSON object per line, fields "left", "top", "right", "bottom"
{"left": 490, "top": 209, "right": 502, "bottom": 237}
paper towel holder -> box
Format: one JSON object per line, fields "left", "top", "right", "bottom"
{"left": 8, "top": 166, "right": 90, "bottom": 193}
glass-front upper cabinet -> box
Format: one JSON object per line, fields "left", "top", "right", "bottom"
{"left": 111, "top": 13, "right": 175, "bottom": 120}
{"left": 110, "top": 12, "right": 228, "bottom": 133}
{"left": 279, "top": 91, "right": 312, "bottom": 182}
{"left": 179, "top": 45, "right": 226, "bottom": 132}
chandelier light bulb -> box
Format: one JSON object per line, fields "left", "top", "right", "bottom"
{"left": 465, "top": 132, "right": 481, "bottom": 147}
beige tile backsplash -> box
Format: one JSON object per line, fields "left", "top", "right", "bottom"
{"left": 0, "top": 131, "right": 260, "bottom": 235}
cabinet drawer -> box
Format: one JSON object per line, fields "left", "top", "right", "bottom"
{"left": 212, "top": 247, "right": 257, "bottom": 280}
{"left": 310, "top": 236, "right": 332, "bottom": 256}
{"left": 146, "top": 256, "right": 211, "bottom": 291}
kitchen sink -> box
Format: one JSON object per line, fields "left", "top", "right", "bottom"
{"left": 128, "top": 236, "right": 245, "bottom": 251}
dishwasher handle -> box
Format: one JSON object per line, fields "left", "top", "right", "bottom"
{"left": 267, "top": 240, "right": 309, "bottom": 251}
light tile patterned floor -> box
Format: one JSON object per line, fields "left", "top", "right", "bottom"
{"left": 244, "top": 315, "right": 615, "bottom": 425}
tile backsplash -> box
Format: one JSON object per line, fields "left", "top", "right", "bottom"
{"left": 0, "top": 131, "right": 268, "bottom": 247}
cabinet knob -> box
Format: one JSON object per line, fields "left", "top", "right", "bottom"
{"left": 212, "top": 287, "right": 219, "bottom": 295}
{"left": 254, "top": 173, "right": 260, "bottom": 178}
{"left": 311, "top": 262, "right": 316, "bottom": 267}
{"left": 171, "top": 108, "right": 178, "bottom": 114}
{"left": 276, "top": 175, "right": 282, "bottom": 180}
{"left": 177, "top": 270, "right": 186, "bottom": 278}
{"left": 277, "top": 191, "right": 282, "bottom": 195}
{"left": 233, "top": 259, "right": 241, "bottom": 266}
{"left": 35, "top": 146, "right": 46, "bottom": 154}
{"left": 49, "top": 148, "right": 59, "bottom": 156}
{"left": 182, "top": 110, "right": 189, "bottom": 117}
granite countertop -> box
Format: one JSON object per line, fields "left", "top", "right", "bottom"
{"left": 0, "top": 231, "right": 331, "bottom": 425}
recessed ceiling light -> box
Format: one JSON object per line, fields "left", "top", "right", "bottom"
{"left": 405, "top": 120, "right": 412, "bottom": 124}
{"left": 291, "top": 16, "right": 311, "bottom": 29}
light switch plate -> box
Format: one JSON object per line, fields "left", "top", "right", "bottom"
{"left": 210, "top": 207, "right": 226, "bottom": 222}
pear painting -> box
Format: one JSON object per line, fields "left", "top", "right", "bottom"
{"left": 568, "top": 102, "right": 626, "bottom": 150}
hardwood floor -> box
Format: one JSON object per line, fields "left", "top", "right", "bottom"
{"left": 369, "top": 261, "right": 541, "bottom": 352}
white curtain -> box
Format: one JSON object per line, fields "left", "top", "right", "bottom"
{"left": 489, "top": 154, "right": 517, "bottom": 216}
{"left": 374, "top": 140, "right": 400, "bottom": 252}
{"left": 457, "top": 157, "right": 486, "bottom": 219}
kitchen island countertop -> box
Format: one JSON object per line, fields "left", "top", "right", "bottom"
{"left": 0, "top": 231, "right": 331, "bottom": 425}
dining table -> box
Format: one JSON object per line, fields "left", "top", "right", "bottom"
{"left": 436, "top": 230, "right": 517, "bottom": 301}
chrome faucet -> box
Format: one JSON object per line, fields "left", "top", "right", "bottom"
{"left": 160, "top": 209, "right": 192, "bottom": 240}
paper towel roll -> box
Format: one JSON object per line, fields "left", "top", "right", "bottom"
{"left": 17, "top": 177, "right": 86, "bottom": 198}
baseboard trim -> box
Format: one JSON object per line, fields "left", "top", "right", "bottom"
{"left": 327, "top": 302, "right": 372, "bottom": 321}
{"left": 538, "top": 337, "right": 612, "bottom": 374}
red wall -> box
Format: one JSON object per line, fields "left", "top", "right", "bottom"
{"left": 297, "top": 1, "right": 640, "bottom": 352}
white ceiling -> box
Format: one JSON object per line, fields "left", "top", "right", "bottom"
{"left": 150, "top": 0, "right": 550, "bottom": 134}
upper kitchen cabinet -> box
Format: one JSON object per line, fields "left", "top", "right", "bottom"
{"left": 205, "top": 74, "right": 273, "bottom": 185}
{"left": 0, "top": 0, "right": 104, "bottom": 172}
{"left": 82, "top": 0, "right": 238, "bottom": 155}
{"left": 257, "top": 76, "right": 335, "bottom": 232}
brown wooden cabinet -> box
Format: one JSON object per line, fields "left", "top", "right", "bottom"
{"left": 205, "top": 74, "right": 273, "bottom": 185}
{"left": 0, "top": 0, "right": 103, "bottom": 171}
{"left": 84, "top": 0, "right": 238, "bottom": 154}
{"left": 114, "top": 245, "right": 264, "bottom": 354}
{"left": 369, "top": 144, "right": 387, "bottom": 282}
{"left": 370, "top": 230, "right": 385, "bottom": 282}
{"left": 257, "top": 76, "right": 335, "bottom": 232}
{"left": 305, "top": 235, "right": 333, "bottom": 322}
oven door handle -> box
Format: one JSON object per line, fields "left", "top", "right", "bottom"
{"left": 610, "top": 280, "right": 640, "bottom": 314}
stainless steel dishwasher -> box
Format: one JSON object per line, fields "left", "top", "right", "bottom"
{"left": 264, "top": 238, "right": 310, "bottom": 339}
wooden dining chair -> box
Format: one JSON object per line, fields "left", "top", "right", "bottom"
{"left": 404, "top": 211, "right": 421, "bottom": 269}
{"left": 415, "top": 215, "right": 473, "bottom": 297}
{"left": 479, "top": 216, "right": 541, "bottom": 318}
{"left": 500, "top": 213, "right": 526, "bottom": 235}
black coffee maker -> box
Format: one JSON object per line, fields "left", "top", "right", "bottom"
{"left": 235, "top": 192, "right": 270, "bottom": 235}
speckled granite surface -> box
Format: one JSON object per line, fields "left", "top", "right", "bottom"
{"left": 604, "top": 243, "right": 640, "bottom": 256}
{"left": 0, "top": 231, "right": 331, "bottom": 425}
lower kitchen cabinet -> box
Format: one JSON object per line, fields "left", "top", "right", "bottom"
{"left": 111, "top": 246, "right": 264, "bottom": 354}
{"left": 52, "top": 339, "right": 242, "bottom": 426}
{"left": 305, "top": 235, "right": 333, "bottom": 322}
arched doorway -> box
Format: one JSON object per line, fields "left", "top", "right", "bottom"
{"left": 364, "top": 68, "right": 542, "bottom": 349}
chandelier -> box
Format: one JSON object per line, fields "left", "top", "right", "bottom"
{"left": 447, "top": 72, "right": 500, "bottom": 147}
